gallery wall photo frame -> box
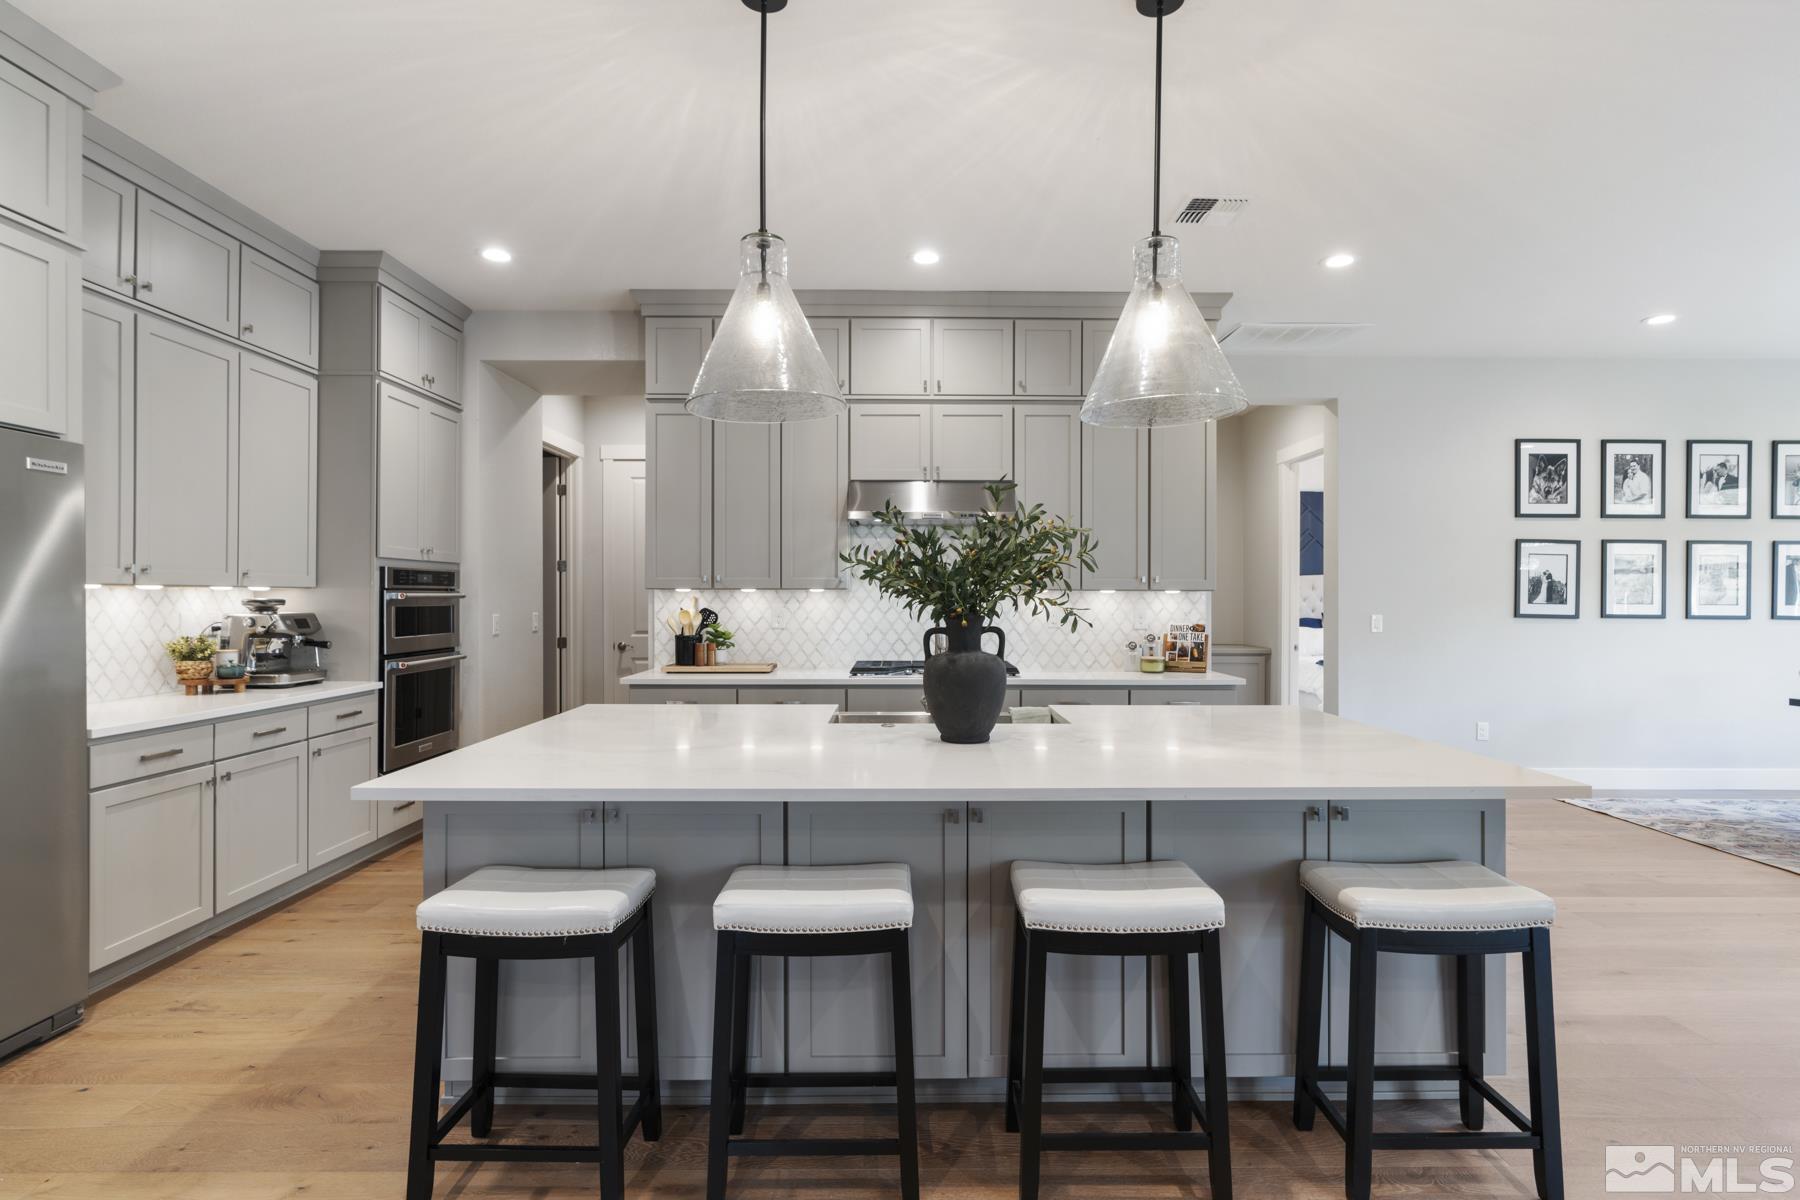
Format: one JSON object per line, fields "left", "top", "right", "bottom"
{"left": 1774, "top": 441, "right": 1800, "bottom": 519}
{"left": 1686, "top": 439, "right": 1752, "bottom": 519}
{"left": 1600, "top": 439, "right": 1666, "bottom": 518}
{"left": 1515, "top": 539, "right": 1580, "bottom": 618}
{"left": 1515, "top": 438, "right": 1580, "bottom": 517}
{"left": 1774, "top": 542, "right": 1800, "bottom": 621}
{"left": 1685, "top": 540, "right": 1752, "bottom": 620}
{"left": 1601, "top": 540, "right": 1667, "bottom": 619}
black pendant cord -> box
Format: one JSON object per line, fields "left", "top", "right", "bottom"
{"left": 758, "top": 7, "right": 769, "bottom": 236}
{"left": 1151, "top": 5, "right": 1163, "bottom": 239}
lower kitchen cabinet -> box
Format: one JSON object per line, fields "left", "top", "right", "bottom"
{"left": 629, "top": 686, "right": 737, "bottom": 705}
{"left": 736, "top": 687, "right": 847, "bottom": 709}
{"left": 377, "top": 797, "right": 422, "bottom": 838}
{"left": 1129, "top": 687, "right": 1236, "bottom": 706}
{"left": 214, "top": 742, "right": 309, "bottom": 912}
{"left": 1018, "top": 686, "right": 1121, "bottom": 707}
{"left": 306, "top": 725, "right": 378, "bottom": 868}
{"left": 966, "top": 800, "right": 1149, "bottom": 1077}
{"left": 89, "top": 763, "right": 216, "bottom": 970}
{"left": 843, "top": 685, "right": 928, "bottom": 712}
{"left": 1212, "top": 646, "right": 1270, "bottom": 705}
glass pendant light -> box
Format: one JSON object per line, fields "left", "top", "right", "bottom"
{"left": 688, "top": 0, "right": 843, "bottom": 423}
{"left": 1081, "top": 0, "right": 1247, "bottom": 428}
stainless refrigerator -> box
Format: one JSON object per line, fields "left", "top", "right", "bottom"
{"left": 0, "top": 427, "right": 87, "bottom": 1059}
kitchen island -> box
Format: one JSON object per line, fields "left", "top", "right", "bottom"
{"left": 356, "top": 704, "right": 1583, "bottom": 1100}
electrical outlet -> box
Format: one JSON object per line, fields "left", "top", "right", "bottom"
{"left": 531, "top": 611, "right": 541, "bottom": 633}
{"left": 1370, "top": 614, "right": 1384, "bottom": 634}
{"left": 491, "top": 613, "right": 501, "bottom": 637}
{"left": 1476, "top": 721, "right": 1491, "bottom": 742}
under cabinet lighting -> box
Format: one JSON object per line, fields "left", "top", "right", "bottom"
{"left": 808, "top": 588, "right": 825, "bottom": 593}
{"left": 739, "top": 587, "right": 757, "bottom": 593}
{"left": 1642, "top": 313, "right": 1677, "bottom": 326}
{"left": 134, "top": 583, "right": 163, "bottom": 591}
{"left": 1165, "top": 589, "right": 1181, "bottom": 594}
{"left": 83, "top": 583, "right": 99, "bottom": 590}
{"left": 247, "top": 586, "right": 271, "bottom": 592}
{"left": 1322, "top": 252, "right": 1357, "bottom": 269}
{"left": 480, "top": 246, "right": 513, "bottom": 263}
{"left": 911, "top": 248, "right": 941, "bottom": 266}
{"left": 1099, "top": 589, "right": 1117, "bottom": 595}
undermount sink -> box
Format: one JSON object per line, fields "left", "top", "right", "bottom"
{"left": 829, "top": 709, "right": 1070, "bottom": 726}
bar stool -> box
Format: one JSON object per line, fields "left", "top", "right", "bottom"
{"left": 1006, "top": 861, "right": 1233, "bottom": 1200}
{"left": 707, "top": 863, "right": 920, "bottom": 1200}
{"left": 406, "top": 865, "right": 661, "bottom": 1200}
{"left": 1291, "top": 859, "right": 1563, "bottom": 1200}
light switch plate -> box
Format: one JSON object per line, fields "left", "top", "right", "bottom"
{"left": 531, "top": 611, "right": 541, "bottom": 633}
{"left": 1370, "top": 614, "right": 1384, "bottom": 633}
{"left": 491, "top": 613, "right": 501, "bottom": 637}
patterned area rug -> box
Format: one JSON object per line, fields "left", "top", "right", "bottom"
{"left": 1562, "top": 797, "right": 1800, "bottom": 876}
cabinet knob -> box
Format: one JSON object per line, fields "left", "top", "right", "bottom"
{"left": 1330, "top": 804, "right": 1350, "bottom": 822}
{"left": 139, "top": 280, "right": 153, "bottom": 292}
{"left": 935, "top": 380, "right": 942, "bottom": 394}
{"left": 614, "top": 641, "right": 631, "bottom": 652}
{"left": 139, "top": 565, "right": 151, "bottom": 574}
{"left": 1018, "top": 379, "right": 1026, "bottom": 392}
{"left": 220, "top": 771, "right": 232, "bottom": 783}
{"left": 969, "top": 807, "right": 984, "bottom": 824}
{"left": 312, "top": 748, "right": 322, "bottom": 758}
{"left": 921, "top": 380, "right": 927, "bottom": 393}
{"left": 242, "top": 323, "right": 255, "bottom": 335}
{"left": 1304, "top": 805, "right": 1321, "bottom": 822}
{"left": 945, "top": 807, "right": 961, "bottom": 824}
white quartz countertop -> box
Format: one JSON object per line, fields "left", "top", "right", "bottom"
{"left": 620, "top": 668, "right": 1244, "bottom": 688}
{"left": 89, "top": 681, "right": 382, "bottom": 741}
{"left": 354, "top": 703, "right": 1586, "bottom": 804}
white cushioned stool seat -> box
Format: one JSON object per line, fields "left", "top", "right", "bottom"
{"left": 1011, "top": 861, "right": 1225, "bottom": 934}
{"left": 1299, "top": 859, "right": 1555, "bottom": 932}
{"left": 713, "top": 863, "right": 913, "bottom": 934}
{"left": 416, "top": 865, "right": 655, "bottom": 938}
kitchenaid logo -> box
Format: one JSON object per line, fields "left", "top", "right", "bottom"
{"left": 1606, "top": 1145, "right": 1794, "bottom": 1192}
{"left": 24, "top": 456, "right": 68, "bottom": 474}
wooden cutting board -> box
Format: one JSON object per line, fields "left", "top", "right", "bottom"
{"left": 660, "top": 663, "right": 778, "bottom": 674}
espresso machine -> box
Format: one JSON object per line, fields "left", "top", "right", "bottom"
{"left": 207, "top": 598, "right": 332, "bottom": 687}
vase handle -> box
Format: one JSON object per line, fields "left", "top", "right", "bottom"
{"left": 984, "top": 625, "right": 1006, "bottom": 661}
{"left": 923, "top": 627, "right": 946, "bottom": 660}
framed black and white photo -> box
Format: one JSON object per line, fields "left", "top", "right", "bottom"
{"left": 1515, "top": 539, "right": 1579, "bottom": 618}
{"left": 1775, "top": 542, "right": 1800, "bottom": 621}
{"left": 1686, "top": 440, "right": 1751, "bottom": 519}
{"left": 1515, "top": 439, "right": 1579, "bottom": 517}
{"left": 1600, "top": 439, "right": 1665, "bottom": 518}
{"left": 1686, "top": 540, "right": 1751, "bottom": 619}
{"left": 1775, "top": 441, "right": 1800, "bottom": 519}
{"left": 1601, "top": 540, "right": 1666, "bottom": 619}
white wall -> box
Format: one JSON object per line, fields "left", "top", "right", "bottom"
{"left": 1235, "top": 355, "right": 1800, "bottom": 773}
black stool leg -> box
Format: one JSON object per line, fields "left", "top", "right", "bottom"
{"left": 594, "top": 939, "right": 626, "bottom": 1200}
{"left": 405, "top": 934, "right": 447, "bottom": 1200}
{"left": 705, "top": 932, "right": 736, "bottom": 1200}
{"left": 633, "top": 902, "right": 663, "bottom": 1142}
{"left": 1524, "top": 928, "right": 1565, "bottom": 1200}
{"left": 1167, "top": 950, "right": 1193, "bottom": 1132}
{"left": 470, "top": 957, "right": 498, "bottom": 1138}
{"left": 1198, "top": 930, "right": 1234, "bottom": 1200}
{"left": 1004, "top": 912, "right": 1027, "bottom": 1133}
{"left": 1292, "top": 896, "right": 1326, "bottom": 1131}
{"left": 1344, "top": 930, "right": 1379, "bottom": 1200}
{"left": 889, "top": 931, "right": 921, "bottom": 1200}
{"left": 1456, "top": 953, "right": 1486, "bottom": 1131}
{"left": 729, "top": 948, "right": 752, "bottom": 1136}
{"left": 1017, "top": 931, "right": 1048, "bottom": 1200}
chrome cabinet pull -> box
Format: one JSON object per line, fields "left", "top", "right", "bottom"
{"left": 220, "top": 771, "right": 232, "bottom": 783}
{"left": 1018, "top": 379, "right": 1025, "bottom": 392}
{"left": 138, "top": 748, "right": 183, "bottom": 762}
{"left": 935, "top": 380, "right": 942, "bottom": 393}
{"left": 945, "top": 807, "right": 961, "bottom": 824}
{"left": 312, "top": 748, "right": 322, "bottom": 758}
{"left": 335, "top": 709, "right": 365, "bottom": 720}
{"left": 242, "top": 323, "right": 255, "bottom": 335}
{"left": 1330, "top": 804, "right": 1350, "bottom": 822}
{"left": 1304, "top": 805, "right": 1321, "bottom": 822}
{"left": 921, "top": 379, "right": 927, "bottom": 393}
{"left": 969, "top": 807, "right": 984, "bottom": 824}
{"left": 138, "top": 280, "right": 153, "bottom": 292}
{"left": 392, "top": 801, "right": 416, "bottom": 812}
{"left": 251, "top": 725, "right": 288, "bottom": 738}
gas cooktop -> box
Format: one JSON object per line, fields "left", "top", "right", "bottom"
{"left": 850, "top": 659, "right": 1020, "bottom": 677}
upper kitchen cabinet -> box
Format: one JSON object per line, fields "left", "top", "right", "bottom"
{"left": 781, "top": 410, "right": 848, "bottom": 589}
{"left": 1013, "top": 404, "right": 1081, "bottom": 526}
{"left": 0, "top": 57, "right": 74, "bottom": 233}
{"left": 419, "top": 401, "right": 462, "bottom": 561}
{"left": 239, "top": 247, "right": 319, "bottom": 368}
{"left": 1013, "top": 319, "right": 1082, "bottom": 397}
{"left": 932, "top": 318, "right": 1013, "bottom": 396}
{"left": 848, "top": 402, "right": 932, "bottom": 480}
{"left": 644, "top": 316, "right": 713, "bottom": 397}
{"left": 82, "top": 293, "right": 135, "bottom": 584}
{"left": 1149, "top": 421, "right": 1216, "bottom": 590}
{"left": 80, "top": 160, "right": 134, "bottom": 294}
{"left": 1080, "top": 318, "right": 1118, "bottom": 395}
{"left": 809, "top": 316, "right": 849, "bottom": 397}
{"left": 379, "top": 289, "right": 460, "bottom": 403}
{"left": 713, "top": 421, "right": 782, "bottom": 590}
{"left": 850, "top": 317, "right": 930, "bottom": 396}
{"left": 377, "top": 384, "right": 461, "bottom": 563}
{"left": 645, "top": 401, "right": 714, "bottom": 588}
{"left": 930, "top": 404, "right": 1013, "bottom": 480}
{"left": 422, "top": 315, "right": 461, "bottom": 402}
{"left": 135, "top": 192, "right": 240, "bottom": 336}
{"left": 238, "top": 355, "right": 317, "bottom": 586}
{"left": 135, "top": 317, "right": 238, "bottom": 586}
{"left": 0, "top": 219, "right": 76, "bottom": 436}
{"left": 848, "top": 401, "right": 1014, "bottom": 483}
{"left": 1081, "top": 424, "right": 1150, "bottom": 590}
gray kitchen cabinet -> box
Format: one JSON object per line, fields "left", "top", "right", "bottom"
{"left": 379, "top": 289, "right": 459, "bottom": 403}
{"left": 644, "top": 316, "right": 713, "bottom": 397}
{"left": 377, "top": 796, "right": 421, "bottom": 839}
{"left": 932, "top": 317, "right": 1012, "bottom": 396}
{"left": 1130, "top": 687, "right": 1235, "bottom": 706}
{"left": 628, "top": 687, "right": 736, "bottom": 705}
{"left": 81, "top": 293, "right": 135, "bottom": 583}
{"left": 422, "top": 315, "right": 461, "bottom": 404}
{"left": 1149, "top": 421, "right": 1216, "bottom": 590}
{"left": 780, "top": 409, "right": 847, "bottom": 588}
{"left": 1080, "top": 318, "right": 1117, "bottom": 394}
{"left": 135, "top": 316, "right": 237, "bottom": 585}
{"left": 736, "top": 687, "right": 847, "bottom": 709}
{"left": 712, "top": 419, "right": 781, "bottom": 589}
{"left": 377, "top": 384, "right": 460, "bottom": 563}
{"left": 843, "top": 685, "right": 929, "bottom": 713}
{"left": 1014, "top": 319, "right": 1082, "bottom": 397}
{"left": 787, "top": 802, "right": 968, "bottom": 1079}
{"left": 419, "top": 398, "right": 462, "bottom": 561}
{"left": 214, "top": 741, "right": 308, "bottom": 912}
{"left": 967, "top": 800, "right": 1150, "bottom": 1076}
{"left": 1151, "top": 800, "right": 1327, "bottom": 1078}
{"left": 645, "top": 401, "right": 713, "bottom": 587}
{"left": 80, "top": 160, "right": 135, "bottom": 295}
{"left": 1012, "top": 402, "right": 1081, "bottom": 528}
{"left": 850, "top": 316, "right": 930, "bottom": 396}
{"left": 0, "top": 218, "right": 75, "bottom": 437}
{"left": 0, "top": 56, "right": 74, "bottom": 232}
{"left": 1211, "top": 646, "right": 1270, "bottom": 705}
{"left": 606, "top": 802, "right": 786, "bottom": 1081}
{"left": 307, "top": 724, "right": 378, "bottom": 868}
{"left": 239, "top": 246, "right": 319, "bottom": 368}
{"left": 810, "top": 315, "right": 850, "bottom": 396}
{"left": 135, "top": 191, "right": 239, "bottom": 336}
{"left": 89, "top": 764, "right": 215, "bottom": 970}
{"left": 1080, "top": 425, "right": 1150, "bottom": 590}
{"left": 237, "top": 354, "right": 317, "bottom": 587}
{"left": 848, "top": 402, "right": 932, "bottom": 480}
{"left": 930, "top": 403, "right": 1013, "bottom": 481}
{"left": 1018, "top": 687, "right": 1121, "bottom": 707}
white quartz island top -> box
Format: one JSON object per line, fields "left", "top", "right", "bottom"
{"left": 89, "top": 680, "right": 381, "bottom": 740}
{"left": 620, "top": 667, "right": 1245, "bottom": 688}
{"left": 355, "top": 703, "right": 1585, "bottom": 804}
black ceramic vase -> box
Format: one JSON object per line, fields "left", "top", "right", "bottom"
{"left": 921, "top": 618, "right": 1008, "bottom": 744}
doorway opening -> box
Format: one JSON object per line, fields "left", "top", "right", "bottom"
{"left": 1276, "top": 439, "right": 1327, "bottom": 709}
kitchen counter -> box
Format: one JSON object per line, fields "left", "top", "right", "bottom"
{"left": 88, "top": 680, "right": 382, "bottom": 741}
{"left": 619, "top": 667, "right": 1245, "bottom": 689}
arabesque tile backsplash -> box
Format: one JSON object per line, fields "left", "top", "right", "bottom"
{"left": 86, "top": 586, "right": 312, "bottom": 703}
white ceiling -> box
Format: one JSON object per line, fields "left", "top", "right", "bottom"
{"left": 21, "top": 0, "right": 1800, "bottom": 356}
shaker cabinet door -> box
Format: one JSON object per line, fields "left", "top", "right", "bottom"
{"left": 1080, "top": 318, "right": 1118, "bottom": 395}
{"left": 0, "top": 57, "right": 71, "bottom": 231}
{"left": 712, "top": 419, "right": 781, "bottom": 589}
{"left": 81, "top": 161, "right": 136, "bottom": 294}
{"left": 1149, "top": 421, "right": 1216, "bottom": 590}
{"left": 930, "top": 404, "right": 1014, "bottom": 481}
{"left": 135, "top": 192, "right": 239, "bottom": 336}
{"left": 82, "top": 293, "right": 136, "bottom": 583}
{"left": 809, "top": 316, "right": 850, "bottom": 397}
{"left": 378, "top": 289, "right": 425, "bottom": 387}
{"left": 419, "top": 398, "right": 463, "bottom": 562}
{"left": 1014, "top": 403, "right": 1081, "bottom": 525}
{"left": 90, "top": 765, "right": 216, "bottom": 970}
{"left": 645, "top": 402, "right": 714, "bottom": 588}
{"left": 215, "top": 743, "right": 309, "bottom": 912}
{"left": 377, "top": 386, "right": 425, "bottom": 561}
{"left": 1014, "top": 319, "right": 1082, "bottom": 396}
{"left": 932, "top": 318, "right": 1013, "bottom": 396}
{"left": 1080, "top": 424, "right": 1149, "bottom": 589}
{"left": 850, "top": 317, "right": 930, "bottom": 396}
{"left": 238, "top": 354, "right": 317, "bottom": 586}
{"left": 307, "top": 726, "right": 378, "bottom": 868}
{"left": 0, "top": 219, "right": 74, "bottom": 437}
{"left": 239, "top": 247, "right": 319, "bottom": 367}
{"left": 644, "top": 316, "right": 712, "bottom": 397}
{"left": 422, "top": 316, "right": 461, "bottom": 403}
{"left": 848, "top": 402, "right": 932, "bottom": 481}
{"left": 780, "top": 409, "right": 847, "bottom": 589}
{"left": 135, "top": 317, "right": 237, "bottom": 585}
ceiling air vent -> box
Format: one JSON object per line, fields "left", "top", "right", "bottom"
{"left": 1219, "top": 323, "right": 1372, "bottom": 352}
{"left": 1171, "top": 197, "right": 1249, "bottom": 226}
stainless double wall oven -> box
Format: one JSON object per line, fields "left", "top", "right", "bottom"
{"left": 381, "top": 566, "right": 463, "bottom": 771}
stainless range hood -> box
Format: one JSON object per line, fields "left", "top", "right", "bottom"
{"left": 845, "top": 480, "right": 1013, "bottom": 526}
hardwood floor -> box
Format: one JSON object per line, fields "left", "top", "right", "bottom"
{"left": 2, "top": 797, "right": 1795, "bottom": 1199}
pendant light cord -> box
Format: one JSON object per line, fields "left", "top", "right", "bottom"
{"left": 758, "top": 7, "right": 769, "bottom": 235}
{"left": 1152, "top": 4, "right": 1163, "bottom": 238}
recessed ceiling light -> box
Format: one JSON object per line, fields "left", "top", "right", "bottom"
{"left": 480, "top": 246, "right": 513, "bottom": 264}
{"left": 911, "top": 248, "right": 941, "bottom": 266}
{"left": 1322, "top": 252, "right": 1356, "bottom": 269}
{"left": 1642, "top": 313, "right": 1677, "bottom": 326}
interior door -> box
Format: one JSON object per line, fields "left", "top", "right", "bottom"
{"left": 135, "top": 316, "right": 237, "bottom": 585}
{"left": 135, "top": 193, "right": 238, "bottom": 335}
{"left": 602, "top": 458, "right": 649, "bottom": 702}
{"left": 237, "top": 355, "right": 316, "bottom": 586}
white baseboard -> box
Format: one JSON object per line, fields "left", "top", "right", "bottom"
{"left": 1538, "top": 766, "right": 1800, "bottom": 798}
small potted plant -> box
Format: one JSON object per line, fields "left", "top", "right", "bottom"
{"left": 166, "top": 635, "right": 219, "bottom": 684}
{"left": 701, "top": 624, "right": 736, "bottom": 666}
{"left": 843, "top": 481, "right": 1097, "bottom": 743}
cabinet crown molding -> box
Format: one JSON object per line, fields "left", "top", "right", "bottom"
{"left": 0, "top": 7, "right": 120, "bottom": 105}
{"left": 316, "top": 251, "right": 471, "bottom": 325}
